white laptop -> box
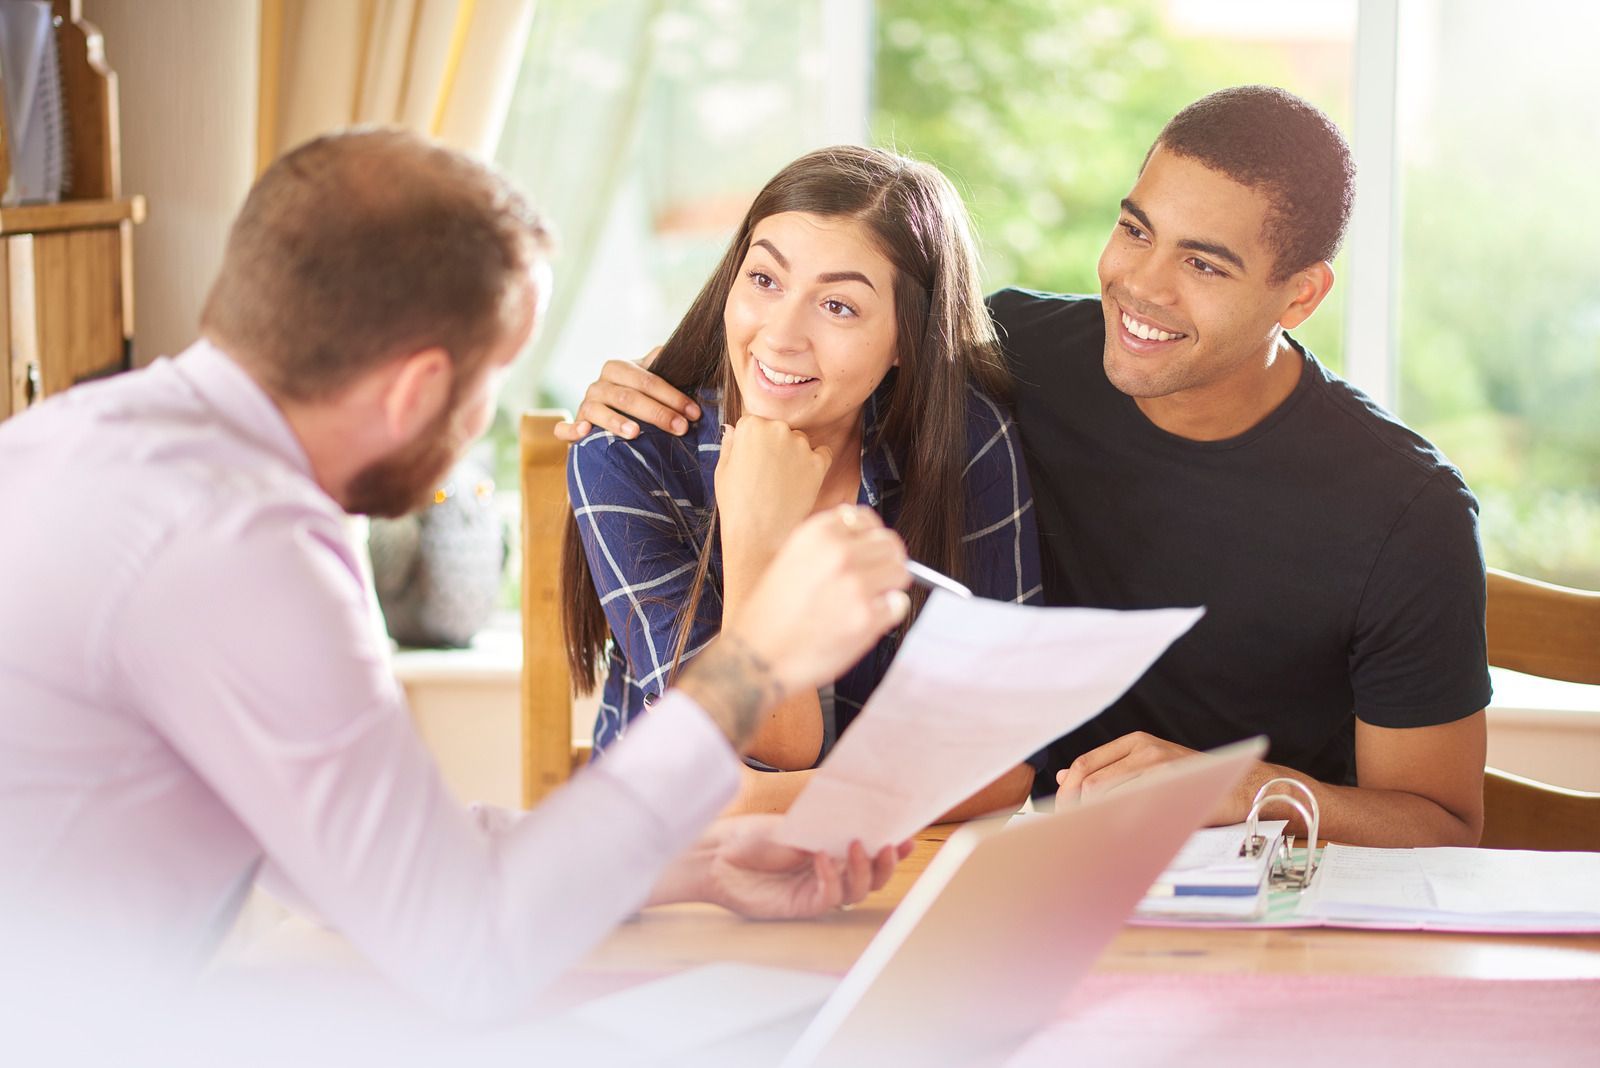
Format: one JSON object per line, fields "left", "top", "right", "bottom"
{"left": 554, "top": 737, "right": 1267, "bottom": 1067}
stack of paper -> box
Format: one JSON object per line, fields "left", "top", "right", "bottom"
{"left": 1135, "top": 821, "right": 1287, "bottom": 920}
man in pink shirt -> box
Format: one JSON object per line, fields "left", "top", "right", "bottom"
{"left": 0, "top": 129, "right": 911, "bottom": 1020}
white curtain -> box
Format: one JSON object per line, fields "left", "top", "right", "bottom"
{"left": 257, "top": 0, "right": 536, "bottom": 167}
{"left": 491, "top": 0, "right": 664, "bottom": 411}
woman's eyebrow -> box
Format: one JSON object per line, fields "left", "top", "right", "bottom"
{"left": 817, "top": 270, "right": 876, "bottom": 291}
{"left": 751, "top": 238, "right": 789, "bottom": 269}
{"left": 751, "top": 238, "right": 878, "bottom": 292}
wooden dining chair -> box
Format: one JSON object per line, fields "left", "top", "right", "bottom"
{"left": 519, "top": 410, "right": 589, "bottom": 808}
{"left": 1480, "top": 567, "right": 1600, "bottom": 851}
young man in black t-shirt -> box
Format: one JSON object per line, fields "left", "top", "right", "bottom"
{"left": 556, "top": 87, "right": 1490, "bottom": 848}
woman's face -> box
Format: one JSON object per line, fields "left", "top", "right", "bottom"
{"left": 723, "top": 211, "right": 898, "bottom": 443}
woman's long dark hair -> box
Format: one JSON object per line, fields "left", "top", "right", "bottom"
{"left": 561, "top": 145, "right": 1011, "bottom": 693}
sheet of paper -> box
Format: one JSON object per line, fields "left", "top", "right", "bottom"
{"left": 1159, "top": 820, "right": 1286, "bottom": 881}
{"left": 1133, "top": 821, "right": 1285, "bottom": 921}
{"left": 1421, "top": 847, "right": 1600, "bottom": 916}
{"left": 1297, "top": 844, "right": 1600, "bottom": 930}
{"left": 777, "top": 592, "right": 1203, "bottom": 855}
{"left": 1296, "top": 845, "right": 1436, "bottom": 917}
{"left": 1298, "top": 843, "right": 1600, "bottom": 918}
{"left": 1134, "top": 891, "right": 1266, "bottom": 919}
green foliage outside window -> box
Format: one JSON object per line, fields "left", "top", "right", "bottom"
{"left": 1393, "top": 5, "right": 1600, "bottom": 589}
{"left": 873, "top": 0, "right": 1600, "bottom": 588}
{"left": 870, "top": 0, "right": 1344, "bottom": 370}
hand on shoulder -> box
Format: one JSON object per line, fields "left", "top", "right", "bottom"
{"left": 552, "top": 347, "right": 700, "bottom": 441}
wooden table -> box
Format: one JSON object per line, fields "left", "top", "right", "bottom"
{"left": 583, "top": 823, "right": 1600, "bottom": 980}
{"left": 220, "top": 822, "right": 1600, "bottom": 1064}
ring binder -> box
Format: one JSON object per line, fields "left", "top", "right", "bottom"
{"left": 1243, "top": 778, "right": 1320, "bottom": 890}
{"left": 1140, "top": 781, "right": 1600, "bottom": 932}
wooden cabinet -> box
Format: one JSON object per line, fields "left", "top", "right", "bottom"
{"left": 2, "top": 197, "right": 143, "bottom": 417}
{"left": 0, "top": 1, "right": 141, "bottom": 423}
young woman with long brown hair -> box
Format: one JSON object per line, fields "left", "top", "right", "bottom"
{"left": 562, "top": 145, "right": 1042, "bottom": 814}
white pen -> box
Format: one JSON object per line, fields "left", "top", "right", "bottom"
{"left": 906, "top": 560, "right": 974, "bottom": 599}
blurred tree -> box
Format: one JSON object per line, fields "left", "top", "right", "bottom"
{"left": 871, "top": 0, "right": 1343, "bottom": 369}
{"left": 1394, "top": 4, "right": 1600, "bottom": 587}
{"left": 873, "top": 0, "right": 1600, "bottom": 587}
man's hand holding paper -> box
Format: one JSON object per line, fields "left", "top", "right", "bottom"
{"left": 777, "top": 592, "right": 1203, "bottom": 855}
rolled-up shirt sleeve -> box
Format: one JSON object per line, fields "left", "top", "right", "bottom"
{"left": 109, "top": 501, "right": 738, "bottom": 1021}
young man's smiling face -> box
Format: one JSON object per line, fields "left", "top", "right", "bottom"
{"left": 1096, "top": 145, "right": 1329, "bottom": 439}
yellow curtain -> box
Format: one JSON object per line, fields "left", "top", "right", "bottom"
{"left": 256, "top": 0, "right": 536, "bottom": 171}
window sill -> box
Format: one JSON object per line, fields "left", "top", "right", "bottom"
{"left": 389, "top": 630, "right": 1600, "bottom": 794}
{"left": 390, "top": 615, "right": 522, "bottom": 685}
{"left": 1487, "top": 667, "right": 1600, "bottom": 724}
{"left": 391, "top": 632, "right": 1600, "bottom": 718}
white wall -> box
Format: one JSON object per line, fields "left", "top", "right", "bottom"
{"left": 399, "top": 659, "right": 1600, "bottom": 809}
{"left": 80, "top": 0, "right": 260, "bottom": 365}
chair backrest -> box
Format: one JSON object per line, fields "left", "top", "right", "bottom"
{"left": 519, "top": 411, "right": 588, "bottom": 808}
{"left": 1480, "top": 567, "right": 1600, "bottom": 851}
{"left": 1486, "top": 568, "right": 1600, "bottom": 685}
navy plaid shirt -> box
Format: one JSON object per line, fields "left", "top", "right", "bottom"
{"left": 569, "top": 382, "right": 1043, "bottom": 760}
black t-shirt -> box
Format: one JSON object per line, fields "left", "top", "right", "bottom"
{"left": 988, "top": 288, "right": 1491, "bottom": 791}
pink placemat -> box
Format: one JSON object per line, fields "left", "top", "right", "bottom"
{"left": 1009, "top": 972, "right": 1600, "bottom": 1067}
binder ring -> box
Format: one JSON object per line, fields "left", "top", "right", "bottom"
{"left": 1244, "top": 778, "right": 1321, "bottom": 890}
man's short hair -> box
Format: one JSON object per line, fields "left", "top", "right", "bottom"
{"left": 201, "top": 127, "right": 553, "bottom": 403}
{"left": 1152, "top": 85, "right": 1355, "bottom": 283}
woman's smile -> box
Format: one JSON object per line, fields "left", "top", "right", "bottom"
{"left": 753, "top": 358, "right": 819, "bottom": 389}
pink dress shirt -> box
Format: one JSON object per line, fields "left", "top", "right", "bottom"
{"left": 0, "top": 341, "right": 739, "bottom": 1018}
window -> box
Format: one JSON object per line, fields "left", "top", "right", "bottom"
{"left": 492, "top": 0, "right": 867, "bottom": 436}
{"left": 492, "top": 0, "right": 1596, "bottom": 599}
{"left": 873, "top": 0, "right": 1356, "bottom": 368}
{"left": 485, "top": 0, "right": 868, "bottom": 607}
{"left": 1391, "top": 1, "right": 1600, "bottom": 587}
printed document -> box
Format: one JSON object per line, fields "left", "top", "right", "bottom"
{"left": 1297, "top": 844, "right": 1600, "bottom": 928}
{"left": 778, "top": 592, "right": 1202, "bottom": 855}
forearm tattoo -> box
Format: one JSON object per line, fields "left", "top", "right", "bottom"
{"left": 677, "top": 633, "right": 785, "bottom": 749}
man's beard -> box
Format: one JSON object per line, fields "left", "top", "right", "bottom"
{"left": 343, "top": 401, "right": 467, "bottom": 518}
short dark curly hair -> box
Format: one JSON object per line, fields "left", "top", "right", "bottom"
{"left": 1151, "top": 85, "right": 1355, "bottom": 284}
